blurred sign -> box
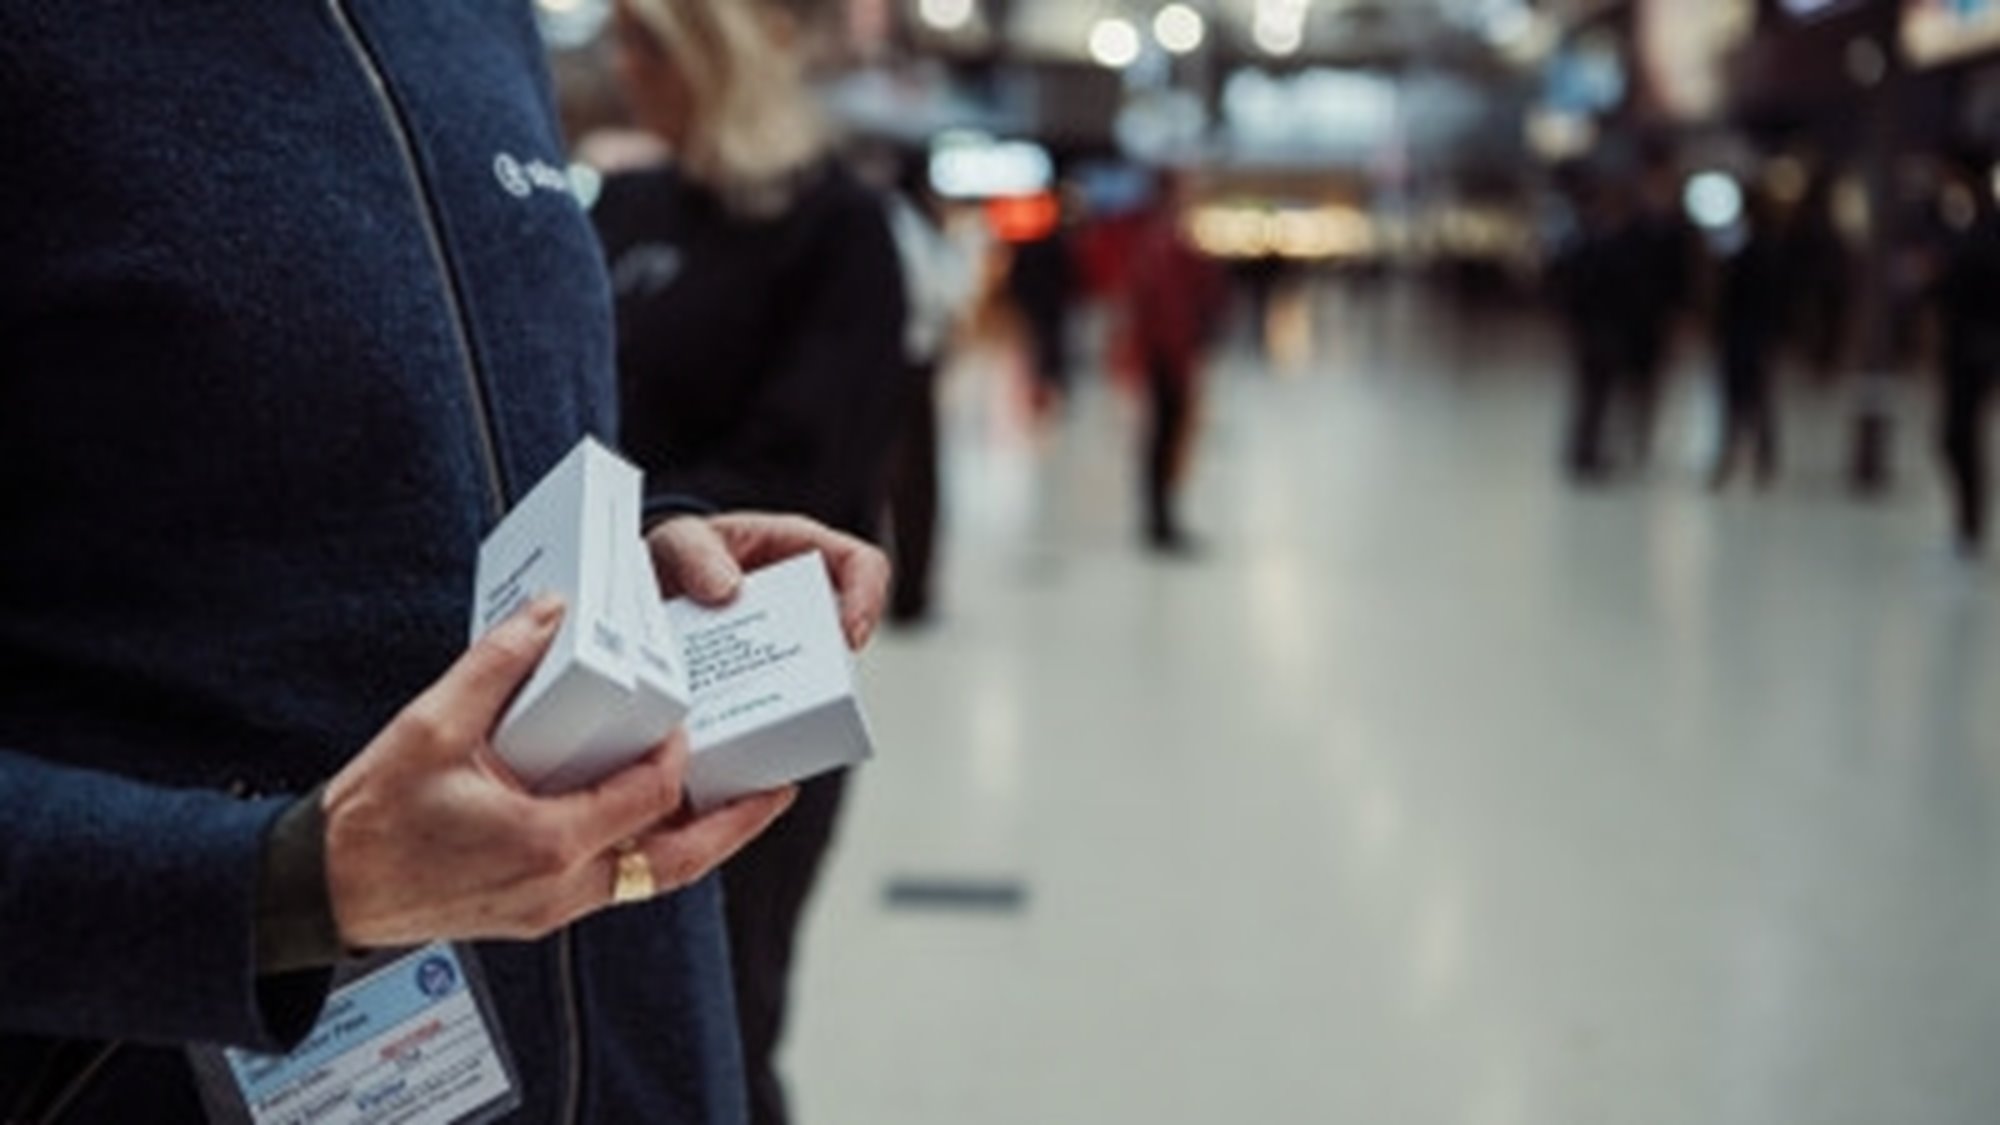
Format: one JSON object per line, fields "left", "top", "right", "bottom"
{"left": 1904, "top": 0, "right": 2000, "bottom": 67}
{"left": 930, "top": 135, "right": 1054, "bottom": 200}
{"left": 984, "top": 193, "right": 1062, "bottom": 243}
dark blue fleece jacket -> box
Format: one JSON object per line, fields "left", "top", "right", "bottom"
{"left": 0, "top": 3, "right": 743, "bottom": 1121}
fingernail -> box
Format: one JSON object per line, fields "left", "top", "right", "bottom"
{"left": 526, "top": 594, "right": 565, "bottom": 629}
{"left": 700, "top": 558, "right": 740, "bottom": 600}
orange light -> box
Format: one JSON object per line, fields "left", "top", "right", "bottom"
{"left": 985, "top": 193, "right": 1061, "bottom": 243}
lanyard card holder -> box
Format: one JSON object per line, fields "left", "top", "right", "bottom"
{"left": 188, "top": 943, "right": 521, "bottom": 1125}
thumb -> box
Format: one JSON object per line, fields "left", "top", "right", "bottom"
{"left": 651, "top": 516, "right": 742, "bottom": 606}
{"left": 434, "top": 595, "right": 566, "bottom": 732}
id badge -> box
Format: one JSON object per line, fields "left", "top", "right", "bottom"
{"left": 189, "top": 943, "right": 521, "bottom": 1125}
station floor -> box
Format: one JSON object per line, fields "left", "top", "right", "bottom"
{"left": 785, "top": 282, "right": 2000, "bottom": 1125}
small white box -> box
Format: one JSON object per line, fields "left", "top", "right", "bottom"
{"left": 665, "top": 552, "right": 875, "bottom": 810}
{"left": 472, "top": 437, "right": 649, "bottom": 793}
{"left": 527, "top": 468, "right": 693, "bottom": 795}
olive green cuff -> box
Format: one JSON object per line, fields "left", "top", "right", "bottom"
{"left": 254, "top": 785, "right": 345, "bottom": 975}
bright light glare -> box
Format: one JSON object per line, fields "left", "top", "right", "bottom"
{"left": 929, "top": 137, "right": 1055, "bottom": 200}
{"left": 919, "top": 0, "right": 975, "bottom": 31}
{"left": 1254, "top": 14, "right": 1305, "bottom": 56}
{"left": 1089, "top": 17, "right": 1142, "bottom": 69}
{"left": 532, "top": 0, "right": 611, "bottom": 49}
{"left": 1684, "top": 171, "right": 1744, "bottom": 231}
{"left": 1189, "top": 204, "right": 1373, "bottom": 261}
{"left": 1154, "top": 4, "right": 1206, "bottom": 54}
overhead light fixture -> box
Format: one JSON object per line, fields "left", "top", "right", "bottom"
{"left": 1254, "top": 16, "right": 1304, "bottom": 56}
{"left": 1089, "top": 17, "right": 1142, "bottom": 69}
{"left": 929, "top": 134, "right": 1056, "bottom": 200}
{"left": 532, "top": 0, "right": 611, "bottom": 49}
{"left": 1154, "top": 4, "right": 1206, "bottom": 55}
{"left": 1253, "top": 0, "right": 1308, "bottom": 57}
{"left": 1683, "top": 171, "right": 1744, "bottom": 232}
{"left": 918, "top": 0, "right": 975, "bottom": 32}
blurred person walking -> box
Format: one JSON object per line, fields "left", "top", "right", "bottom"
{"left": 1709, "top": 189, "right": 1785, "bottom": 490}
{"left": 593, "top": 1, "right": 907, "bottom": 1122}
{"left": 1548, "top": 168, "right": 1637, "bottom": 483}
{"left": 1127, "top": 174, "right": 1226, "bottom": 554}
{"left": 881, "top": 160, "right": 983, "bottom": 625}
{"left": 1617, "top": 154, "right": 1693, "bottom": 470}
{"left": 1933, "top": 162, "right": 2000, "bottom": 556}
{"left": 1783, "top": 172, "right": 1854, "bottom": 384}
{"left": 1008, "top": 215, "right": 1076, "bottom": 415}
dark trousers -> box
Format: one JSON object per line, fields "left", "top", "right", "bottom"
{"left": 1027, "top": 307, "right": 1071, "bottom": 399}
{"left": 1144, "top": 355, "right": 1193, "bottom": 542}
{"left": 723, "top": 769, "right": 850, "bottom": 1125}
{"left": 1712, "top": 338, "right": 1778, "bottom": 486}
{"left": 884, "top": 362, "right": 940, "bottom": 622}
{"left": 1622, "top": 330, "right": 1666, "bottom": 468}
{"left": 1941, "top": 361, "right": 1993, "bottom": 551}
{"left": 1564, "top": 330, "right": 1617, "bottom": 480}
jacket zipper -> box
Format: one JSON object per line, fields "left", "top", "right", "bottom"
{"left": 324, "top": 5, "right": 585, "bottom": 1125}
{"left": 25, "top": 1042, "right": 120, "bottom": 1125}
{"left": 325, "top": 0, "right": 508, "bottom": 516}
{"left": 556, "top": 933, "right": 584, "bottom": 1124}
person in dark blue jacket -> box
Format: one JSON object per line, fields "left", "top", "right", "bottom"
{"left": 0, "top": 5, "right": 888, "bottom": 1123}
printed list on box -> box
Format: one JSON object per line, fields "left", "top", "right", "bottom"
{"left": 666, "top": 552, "right": 874, "bottom": 811}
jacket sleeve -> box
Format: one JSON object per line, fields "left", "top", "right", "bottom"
{"left": 663, "top": 193, "right": 911, "bottom": 527}
{"left": 0, "top": 749, "right": 332, "bottom": 1051}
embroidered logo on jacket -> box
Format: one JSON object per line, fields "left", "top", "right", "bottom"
{"left": 493, "top": 153, "right": 574, "bottom": 200}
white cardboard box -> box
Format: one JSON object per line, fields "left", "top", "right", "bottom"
{"left": 665, "top": 552, "right": 874, "bottom": 810}
{"left": 524, "top": 464, "right": 692, "bottom": 794}
{"left": 471, "top": 437, "right": 652, "bottom": 793}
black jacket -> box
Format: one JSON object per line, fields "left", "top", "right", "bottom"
{"left": 594, "top": 163, "right": 908, "bottom": 540}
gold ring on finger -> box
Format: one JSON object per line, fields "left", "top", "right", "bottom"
{"left": 611, "top": 842, "right": 657, "bottom": 905}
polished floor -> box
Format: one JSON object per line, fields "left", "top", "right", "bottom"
{"left": 788, "top": 282, "right": 2000, "bottom": 1125}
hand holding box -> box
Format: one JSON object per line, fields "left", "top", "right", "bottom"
{"left": 470, "top": 439, "right": 872, "bottom": 802}
{"left": 470, "top": 438, "right": 688, "bottom": 793}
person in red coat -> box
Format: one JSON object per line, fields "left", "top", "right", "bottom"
{"left": 1127, "top": 174, "right": 1228, "bottom": 554}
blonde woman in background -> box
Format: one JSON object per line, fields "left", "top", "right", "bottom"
{"left": 593, "top": 2, "right": 909, "bottom": 1122}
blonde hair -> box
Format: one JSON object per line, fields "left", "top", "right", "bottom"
{"left": 623, "top": 0, "right": 829, "bottom": 215}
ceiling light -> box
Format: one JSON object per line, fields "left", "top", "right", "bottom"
{"left": 1684, "top": 172, "right": 1744, "bottom": 232}
{"left": 1254, "top": 15, "right": 1304, "bottom": 57}
{"left": 1154, "top": 4, "right": 1206, "bottom": 55}
{"left": 1089, "top": 17, "right": 1142, "bottom": 69}
{"left": 918, "top": 0, "right": 975, "bottom": 32}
